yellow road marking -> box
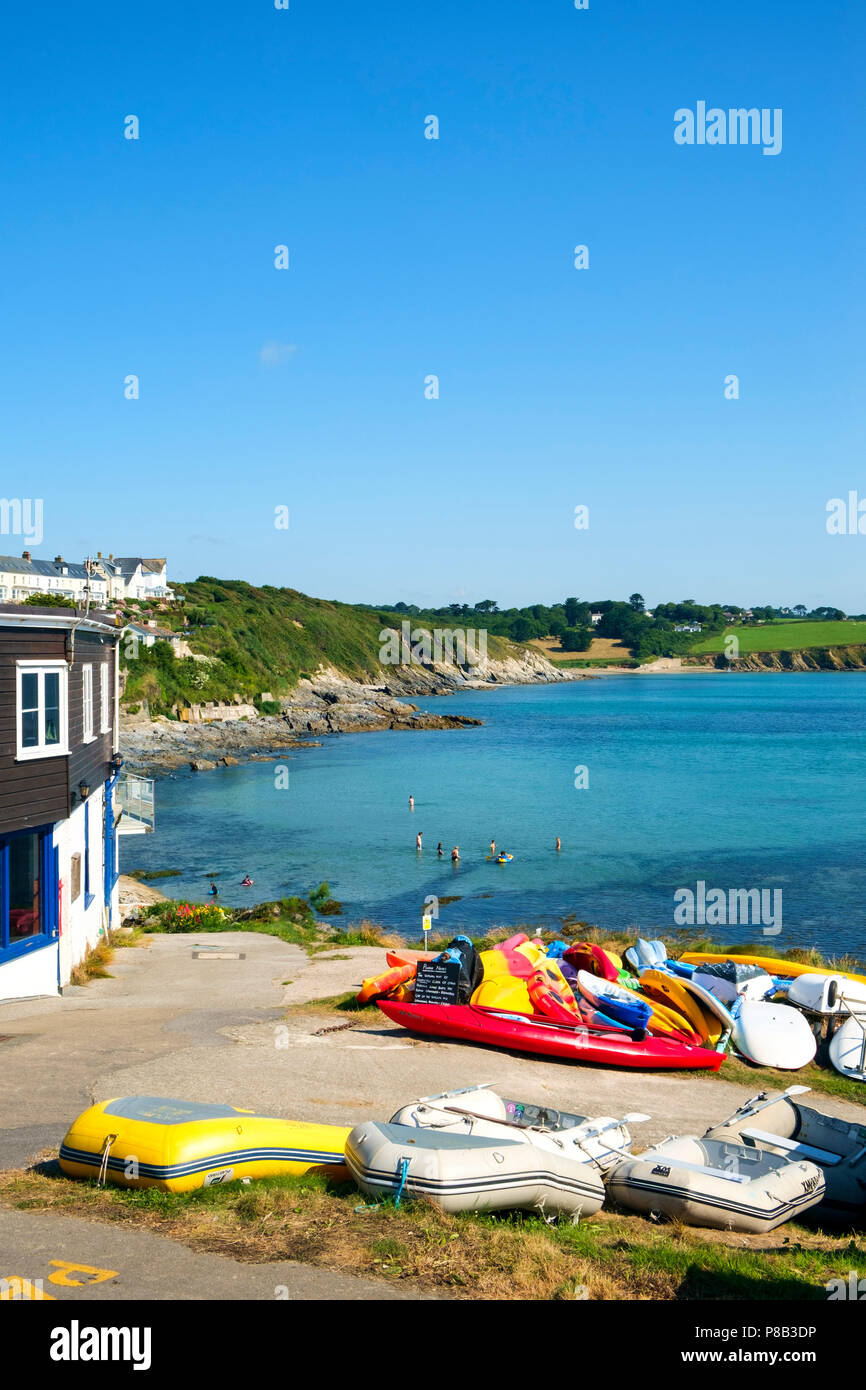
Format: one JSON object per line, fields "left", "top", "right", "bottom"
{"left": 47, "top": 1260, "right": 118, "bottom": 1287}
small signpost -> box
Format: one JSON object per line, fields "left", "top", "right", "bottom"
{"left": 422, "top": 914, "right": 432, "bottom": 952}
{"left": 415, "top": 958, "right": 461, "bottom": 1005}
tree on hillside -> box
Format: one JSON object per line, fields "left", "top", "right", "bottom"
{"left": 629, "top": 592, "right": 645, "bottom": 611}
{"left": 564, "top": 597, "right": 591, "bottom": 627}
{"left": 509, "top": 616, "right": 536, "bottom": 642}
{"left": 792, "top": 605, "right": 807, "bottom": 617}
{"left": 474, "top": 599, "right": 498, "bottom": 614}
{"left": 22, "top": 593, "right": 77, "bottom": 609}
{"left": 561, "top": 626, "right": 593, "bottom": 651}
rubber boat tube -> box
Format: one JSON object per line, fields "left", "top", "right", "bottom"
{"left": 59, "top": 1096, "right": 351, "bottom": 1192}
{"left": 705, "top": 1086, "right": 866, "bottom": 1218}
{"left": 608, "top": 1135, "right": 825, "bottom": 1233}
{"left": 346, "top": 1121, "right": 607, "bottom": 1217}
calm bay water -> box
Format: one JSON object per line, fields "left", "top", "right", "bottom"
{"left": 122, "top": 674, "right": 866, "bottom": 957}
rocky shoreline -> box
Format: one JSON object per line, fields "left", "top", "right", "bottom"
{"left": 120, "top": 650, "right": 578, "bottom": 776}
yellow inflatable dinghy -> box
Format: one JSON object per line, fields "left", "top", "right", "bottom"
{"left": 59, "top": 1096, "right": 351, "bottom": 1192}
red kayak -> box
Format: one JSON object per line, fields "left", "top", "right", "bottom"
{"left": 377, "top": 1000, "right": 726, "bottom": 1071}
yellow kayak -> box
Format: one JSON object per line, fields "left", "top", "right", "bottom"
{"left": 60, "top": 1096, "right": 351, "bottom": 1192}
{"left": 681, "top": 952, "right": 866, "bottom": 988}
{"left": 638, "top": 970, "right": 722, "bottom": 1044}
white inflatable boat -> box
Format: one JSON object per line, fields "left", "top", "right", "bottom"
{"left": 787, "top": 973, "right": 866, "bottom": 1016}
{"left": 389, "top": 1085, "right": 645, "bottom": 1174}
{"left": 345, "top": 1112, "right": 611, "bottom": 1217}
{"left": 607, "top": 1134, "right": 825, "bottom": 1233}
{"left": 705, "top": 1086, "right": 866, "bottom": 1219}
{"left": 829, "top": 1013, "right": 866, "bottom": 1084}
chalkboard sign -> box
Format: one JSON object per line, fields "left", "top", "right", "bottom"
{"left": 415, "top": 959, "right": 462, "bottom": 1005}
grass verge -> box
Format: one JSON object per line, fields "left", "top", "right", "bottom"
{"left": 67, "top": 938, "right": 114, "bottom": 986}
{"left": 1, "top": 1164, "right": 862, "bottom": 1301}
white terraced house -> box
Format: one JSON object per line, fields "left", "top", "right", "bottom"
{"left": 0, "top": 553, "right": 109, "bottom": 607}
{"left": 94, "top": 555, "right": 173, "bottom": 602}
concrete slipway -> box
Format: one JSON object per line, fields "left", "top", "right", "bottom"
{"left": 1, "top": 932, "right": 862, "bottom": 1300}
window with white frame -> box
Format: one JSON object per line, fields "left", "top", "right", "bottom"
{"left": 16, "top": 661, "right": 68, "bottom": 759}
{"left": 82, "top": 664, "right": 94, "bottom": 742}
{"left": 100, "top": 661, "right": 111, "bottom": 733}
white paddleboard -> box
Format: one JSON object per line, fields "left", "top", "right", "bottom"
{"left": 829, "top": 1014, "right": 866, "bottom": 1082}
{"left": 677, "top": 977, "right": 736, "bottom": 1031}
{"left": 732, "top": 1000, "right": 817, "bottom": 1070}
{"left": 787, "top": 973, "right": 866, "bottom": 1016}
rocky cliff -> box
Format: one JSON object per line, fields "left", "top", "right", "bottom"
{"left": 120, "top": 648, "right": 578, "bottom": 776}
{"left": 700, "top": 646, "right": 866, "bottom": 673}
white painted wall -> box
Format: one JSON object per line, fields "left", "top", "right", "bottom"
{"left": 56, "top": 789, "right": 109, "bottom": 989}
{"left": 0, "top": 941, "right": 58, "bottom": 1002}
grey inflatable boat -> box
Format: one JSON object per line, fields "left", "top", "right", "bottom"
{"left": 607, "top": 1134, "right": 824, "bottom": 1233}
{"left": 705, "top": 1085, "right": 866, "bottom": 1219}
{"left": 345, "top": 1120, "right": 608, "bottom": 1217}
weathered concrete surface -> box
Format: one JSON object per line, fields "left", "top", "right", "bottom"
{"left": 0, "top": 1207, "right": 435, "bottom": 1301}
{"left": 2, "top": 932, "right": 863, "bottom": 1167}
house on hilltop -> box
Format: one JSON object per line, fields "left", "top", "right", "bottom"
{"left": 95, "top": 556, "right": 173, "bottom": 603}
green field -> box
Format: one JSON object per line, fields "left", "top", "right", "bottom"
{"left": 693, "top": 620, "right": 866, "bottom": 655}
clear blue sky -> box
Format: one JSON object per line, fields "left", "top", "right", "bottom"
{"left": 1, "top": 1, "right": 863, "bottom": 611}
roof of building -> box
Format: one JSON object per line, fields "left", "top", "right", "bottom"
{"left": 125, "top": 620, "right": 184, "bottom": 640}
{"left": 0, "top": 602, "right": 121, "bottom": 634}
{"left": 110, "top": 557, "right": 167, "bottom": 576}
{"left": 0, "top": 553, "right": 104, "bottom": 581}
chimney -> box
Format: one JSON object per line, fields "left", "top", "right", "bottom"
{"left": 97, "top": 550, "right": 102, "bottom": 559}
{"left": 54, "top": 555, "right": 63, "bottom": 564}
{"left": 22, "top": 550, "right": 31, "bottom": 561}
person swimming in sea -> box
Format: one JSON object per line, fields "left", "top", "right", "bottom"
{"left": 208, "top": 881, "right": 219, "bottom": 897}
{"left": 241, "top": 875, "right": 253, "bottom": 886}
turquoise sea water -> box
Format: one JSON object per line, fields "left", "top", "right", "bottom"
{"left": 122, "top": 674, "right": 866, "bottom": 957}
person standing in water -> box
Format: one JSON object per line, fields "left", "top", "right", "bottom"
{"left": 451, "top": 845, "right": 460, "bottom": 862}
{"left": 209, "top": 881, "right": 219, "bottom": 897}
{"left": 555, "top": 836, "right": 561, "bottom": 852}
{"left": 437, "top": 842, "right": 444, "bottom": 857}
{"left": 416, "top": 831, "right": 423, "bottom": 851}
{"left": 409, "top": 795, "right": 414, "bottom": 811}
{"left": 489, "top": 839, "right": 496, "bottom": 856}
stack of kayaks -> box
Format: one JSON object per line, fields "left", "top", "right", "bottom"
{"left": 358, "top": 935, "right": 866, "bottom": 1076}
{"left": 683, "top": 950, "right": 866, "bottom": 1078}
{"left": 346, "top": 1085, "right": 647, "bottom": 1217}
{"left": 367, "top": 933, "right": 725, "bottom": 1071}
